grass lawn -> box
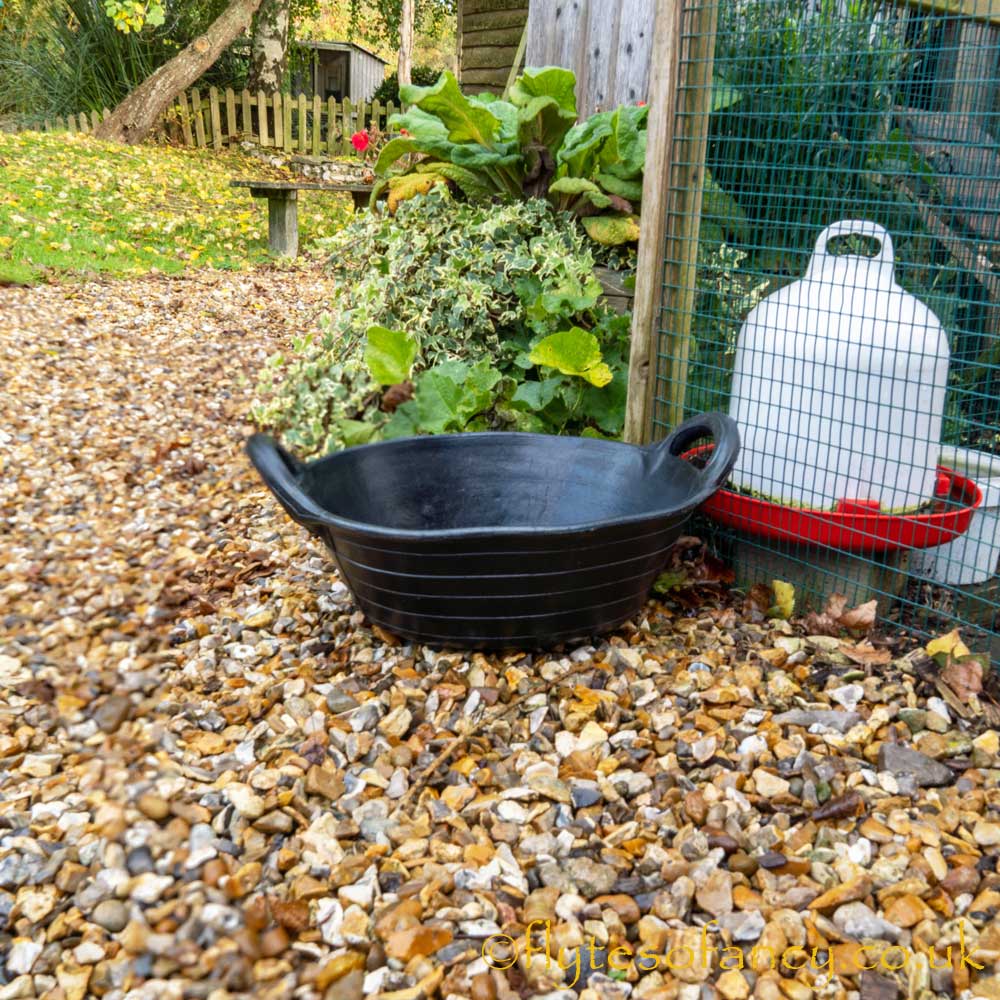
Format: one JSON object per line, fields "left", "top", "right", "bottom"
{"left": 0, "top": 130, "right": 354, "bottom": 284}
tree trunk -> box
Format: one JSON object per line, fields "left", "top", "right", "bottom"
{"left": 397, "top": 0, "right": 414, "bottom": 88}
{"left": 95, "top": 0, "right": 264, "bottom": 145}
{"left": 247, "top": 0, "right": 290, "bottom": 93}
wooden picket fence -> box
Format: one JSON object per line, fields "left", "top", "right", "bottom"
{"left": 38, "top": 87, "right": 402, "bottom": 157}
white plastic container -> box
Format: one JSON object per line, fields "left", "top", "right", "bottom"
{"left": 910, "top": 447, "right": 1000, "bottom": 585}
{"left": 728, "top": 220, "right": 950, "bottom": 512}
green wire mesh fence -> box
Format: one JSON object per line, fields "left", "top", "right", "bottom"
{"left": 651, "top": 0, "right": 1000, "bottom": 656}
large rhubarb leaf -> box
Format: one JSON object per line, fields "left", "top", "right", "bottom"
{"left": 557, "top": 110, "right": 614, "bottom": 177}
{"left": 399, "top": 71, "right": 501, "bottom": 148}
{"left": 582, "top": 214, "right": 641, "bottom": 245}
{"left": 509, "top": 67, "right": 577, "bottom": 117}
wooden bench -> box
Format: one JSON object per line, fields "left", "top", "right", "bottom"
{"left": 230, "top": 180, "right": 374, "bottom": 258}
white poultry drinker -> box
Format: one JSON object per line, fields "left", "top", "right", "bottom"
{"left": 728, "top": 220, "right": 950, "bottom": 513}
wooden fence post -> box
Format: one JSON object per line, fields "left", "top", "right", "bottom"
{"left": 177, "top": 91, "right": 194, "bottom": 146}
{"left": 283, "top": 94, "right": 293, "bottom": 152}
{"left": 273, "top": 92, "right": 283, "bottom": 149}
{"left": 226, "top": 88, "right": 237, "bottom": 141}
{"left": 624, "top": 0, "right": 685, "bottom": 443}
{"left": 210, "top": 87, "right": 223, "bottom": 150}
{"left": 341, "top": 97, "right": 353, "bottom": 154}
{"left": 191, "top": 88, "right": 206, "bottom": 146}
{"left": 297, "top": 93, "right": 307, "bottom": 153}
{"left": 258, "top": 90, "right": 269, "bottom": 147}
{"left": 327, "top": 97, "right": 337, "bottom": 153}
{"left": 312, "top": 95, "right": 322, "bottom": 155}
{"left": 662, "top": 0, "right": 719, "bottom": 430}
{"left": 241, "top": 89, "right": 252, "bottom": 140}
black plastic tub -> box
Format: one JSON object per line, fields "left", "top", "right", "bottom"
{"left": 247, "top": 413, "right": 739, "bottom": 650}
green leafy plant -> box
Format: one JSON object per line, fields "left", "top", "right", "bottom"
{"left": 548, "top": 102, "right": 647, "bottom": 244}
{"left": 365, "top": 324, "right": 418, "bottom": 385}
{"left": 253, "top": 189, "right": 629, "bottom": 456}
{"left": 371, "top": 67, "right": 646, "bottom": 245}
{"left": 528, "top": 328, "right": 612, "bottom": 387}
{"left": 103, "top": 0, "right": 164, "bottom": 32}
{"left": 500, "top": 315, "right": 629, "bottom": 438}
{"left": 383, "top": 358, "right": 504, "bottom": 438}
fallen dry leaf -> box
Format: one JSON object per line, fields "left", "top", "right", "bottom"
{"left": 838, "top": 598, "right": 877, "bottom": 632}
{"left": 927, "top": 628, "right": 971, "bottom": 661}
{"left": 812, "top": 789, "right": 865, "bottom": 822}
{"left": 839, "top": 640, "right": 892, "bottom": 666}
{"left": 381, "top": 380, "right": 414, "bottom": 413}
{"left": 802, "top": 593, "right": 877, "bottom": 636}
{"left": 654, "top": 537, "right": 735, "bottom": 596}
{"left": 744, "top": 582, "right": 773, "bottom": 617}
{"left": 941, "top": 655, "right": 984, "bottom": 701}
{"left": 772, "top": 579, "right": 795, "bottom": 619}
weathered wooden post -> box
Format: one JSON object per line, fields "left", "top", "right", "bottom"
{"left": 624, "top": 0, "right": 720, "bottom": 443}
{"left": 623, "top": 0, "right": 684, "bottom": 444}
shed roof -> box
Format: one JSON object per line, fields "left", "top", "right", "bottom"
{"left": 296, "top": 40, "right": 388, "bottom": 63}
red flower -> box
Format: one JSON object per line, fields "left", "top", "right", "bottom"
{"left": 351, "top": 131, "right": 370, "bottom": 152}
{"left": 636, "top": 101, "right": 647, "bottom": 107}
{"left": 399, "top": 128, "right": 409, "bottom": 136}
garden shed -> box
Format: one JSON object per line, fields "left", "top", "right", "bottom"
{"left": 294, "top": 41, "right": 388, "bottom": 102}
{"left": 457, "top": 0, "right": 529, "bottom": 94}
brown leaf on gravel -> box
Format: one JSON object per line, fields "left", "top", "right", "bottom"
{"left": 983, "top": 701, "right": 1000, "bottom": 726}
{"left": 839, "top": 640, "right": 892, "bottom": 666}
{"left": 803, "top": 593, "right": 877, "bottom": 636}
{"left": 176, "top": 456, "right": 207, "bottom": 477}
{"left": 839, "top": 599, "right": 877, "bottom": 632}
{"left": 655, "top": 537, "right": 734, "bottom": 603}
{"left": 152, "top": 439, "right": 186, "bottom": 463}
{"left": 744, "top": 583, "right": 773, "bottom": 616}
{"left": 812, "top": 790, "right": 865, "bottom": 822}
{"left": 695, "top": 550, "right": 735, "bottom": 585}
{"left": 17, "top": 679, "right": 56, "bottom": 703}
{"left": 373, "top": 624, "right": 401, "bottom": 645}
{"left": 941, "top": 655, "right": 984, "bottom": 701}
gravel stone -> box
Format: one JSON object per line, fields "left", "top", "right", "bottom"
{"left": 877, "top": 744, "right": 956, "bottom": 787}
{"left": 91, "top": 899, "right": 129, "bottom": 932}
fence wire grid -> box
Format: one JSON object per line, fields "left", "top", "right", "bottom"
{"left": 652, "top": 0, "right": 1000, "bottom": 657}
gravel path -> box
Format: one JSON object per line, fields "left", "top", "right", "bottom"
{"left": 1, "top": 269, "right": 999, "bottom": 1000}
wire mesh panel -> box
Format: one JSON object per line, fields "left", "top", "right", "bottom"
{"left": 652, "top": 0, "right": 1000, "bottom": 654}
